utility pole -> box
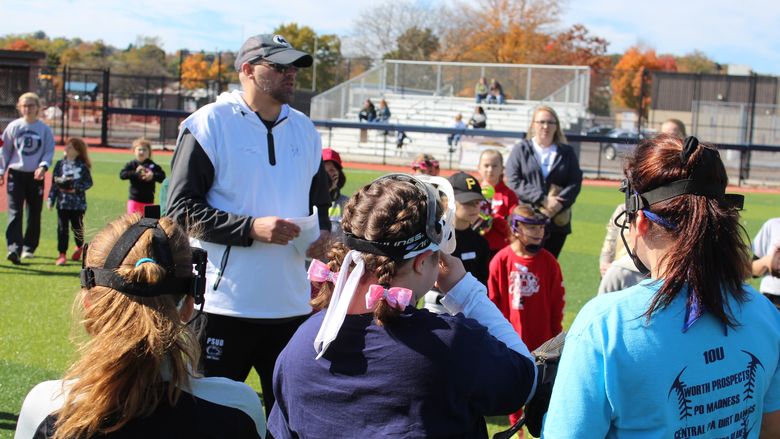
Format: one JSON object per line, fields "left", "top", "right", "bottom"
{"left": 311, "top": 37, "right": 318, "bottom": 92}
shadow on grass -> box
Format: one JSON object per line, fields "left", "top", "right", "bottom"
{"left": 0, "top": 262, "right": 79, "bottom": 277}
{"left": 0, "top": 411, "right": 17, "bottom": 431}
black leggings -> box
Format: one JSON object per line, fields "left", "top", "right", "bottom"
{"left": 57, "top": 209, "right": 85, "bottom": 253}
{"left": 544, "top": 230, "right": 569, "bottom": 258}
{"left": 199, "top": 313, "right": 310, "bottom": 419}
{"left": 6, "top": 169, "right": 44, "bottom": 254}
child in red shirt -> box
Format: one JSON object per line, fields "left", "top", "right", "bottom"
{"left": 477, "top": 149, "right": 517, "bottom": 257}
{"left": 488, "top": 203, "right": 565, "bottom": 427}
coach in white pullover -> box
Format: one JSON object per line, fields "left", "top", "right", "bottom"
{"left": 166, "top": 34, "right": 331, "bottom": 418}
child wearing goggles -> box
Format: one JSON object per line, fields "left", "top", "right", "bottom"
{"left": 487, "top": 203, "right": 565, "bottom": 428}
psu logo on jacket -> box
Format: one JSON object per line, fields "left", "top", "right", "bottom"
{"left": 205, "top": 337, "right": 224, "bottom": 361}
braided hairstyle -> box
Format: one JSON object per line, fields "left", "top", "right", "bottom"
{"left": 311, "top": 177, "right": 441, "bottom": 326}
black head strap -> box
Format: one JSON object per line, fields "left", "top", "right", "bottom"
{"left": 680, "top": 136, "right": 699, "bottom": 165}
{"left": 341, "top": 173, "right": 442, "bottom": 261}
{"left": 343, "top": 231, "right": 432, "bottom": 261}
{"left": 625, "top": 137, "right": 744, "bottom": 215}
{"left": 102, "top": 218, "right": 175, "bottom": 273}
{"left": 80, "top": 209, "right": 196, "bottom": 299}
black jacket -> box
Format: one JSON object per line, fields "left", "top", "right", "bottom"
{"left": 119, "top": 159, "right": 166, "bottom": 203}
{"left": 505, "top": 139, "right": 583, "bottom": 233}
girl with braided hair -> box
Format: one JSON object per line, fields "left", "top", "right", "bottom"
{"left": 269, "top": 174, "right": 537, "bottom": 438}
{"left": 15, "top": 214, "right": 265, "bottom": 439}
{"left": 543, "top": 135, "right": 780, "bottom": 438}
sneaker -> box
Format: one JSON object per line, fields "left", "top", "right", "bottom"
{"left": 7, "top": 251, "right": 20, "bottom": 265}
{"left": 55, "top": 253, "right": 67, "bottom": 266}
{"left": 71, "top": 246, "right": 83, "bottom": 261}
{"left": 21, "top": 250, "right": 34, "bottom": 259}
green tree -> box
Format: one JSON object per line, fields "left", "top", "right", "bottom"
{"left": 272, "top": 23, "right": 342, "bottom": 92}
{"left": 383, "top": 27, "right": 439, "bottom": 61}
{"left": 112, "top": 36, "right": 167, "bottom": 75}
{"left": 677, "top": 50, "right": 719, "bottom": 74}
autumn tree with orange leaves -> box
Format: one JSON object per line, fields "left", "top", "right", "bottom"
{"left": 179, "top": 52, "right": 233, "bottom": 90}
{"left": 437, "top": 0, "right": 560, "bottom": 63}
{"left": 611, "top": 46, "right": 677, "bottom": 117}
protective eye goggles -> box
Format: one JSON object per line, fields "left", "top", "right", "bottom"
{"left": 79, "top": 206, "right": 206, "bottom": 307}
{"left": 343, "top": 173, "right": 456, "bottom": 260}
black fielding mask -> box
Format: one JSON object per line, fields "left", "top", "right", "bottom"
{"left": 80, "top": 206, "right": 206, "bottom": 306}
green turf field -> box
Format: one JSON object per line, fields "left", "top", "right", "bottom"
{"left": 1, "top": 151, "right": 778, "bottom": 437}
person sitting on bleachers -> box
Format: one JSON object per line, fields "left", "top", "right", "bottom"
{"left": 469, "top": 106, "right": 487, "bottom": 129}
{"left": 475, "top": 77, "right": 489, "bottom": 103}
{"left": 358, "top": 99, "right": 376, "bottom": 122}
{"left": 447, "top": 113, "right": 467, "bottom": 149}
{"left": 375, "top": 99, "right": 391, "bottom": 123}
{"left": 487, "top": 79, "right": 505, "bottom": 105}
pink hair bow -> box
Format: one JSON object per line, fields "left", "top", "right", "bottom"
{"left": 365, "top": 285, "right": 413, "bottom": 310}
{"left": 308, "top": 259, "right": 339, "bottom": 283}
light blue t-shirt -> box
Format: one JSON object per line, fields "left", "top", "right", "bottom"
{"left": 543, "top": 280, "right": 780, "bottom": 439}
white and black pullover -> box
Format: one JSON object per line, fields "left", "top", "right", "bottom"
{"left": 166, "top": 90, "right": 330, "bottom": 319}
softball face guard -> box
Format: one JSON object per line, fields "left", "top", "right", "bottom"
{"left": 616, "top": 136, "right": 744, "bottom": 276}
{"left": 510, "top": 211, "right": 549, "bottom": 254}
{"left": 80, "top": 206, "right": 207, "bottom": 310}
{"left": 343, "top": 173, "right": 456, "bottom": 260}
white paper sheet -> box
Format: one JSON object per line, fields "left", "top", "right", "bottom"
{"left": 286, "top": 206, "right": 321, "bottom": 255}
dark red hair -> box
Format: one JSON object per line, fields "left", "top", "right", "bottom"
{"left": 626, "top": 134, "right": 750, "bottom": 326}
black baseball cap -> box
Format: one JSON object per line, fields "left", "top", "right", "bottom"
{"left": 448, "top": 172, "right": 485, "bottom": 203}
{"left": 234, "top": 34, "right": 313, "bottom": 71}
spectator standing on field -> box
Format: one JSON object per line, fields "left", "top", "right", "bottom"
{"left": 505, "top": 105, "right": 583, "bottom": 258}
{"left": 120, "top": 138, "right": 166, "bottom": 215}
{"left": 47, "top": 137, "right": 93, "bottom": 266}
{"left": 751, "top": 217, "right": 780, "bottom": 311}
{"left": 0, "top": 92, "right": 55, "bottom": 264}
{"left": 166, "top": 33, "right": 331, "bottom": 417}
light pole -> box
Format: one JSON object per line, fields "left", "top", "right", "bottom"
{"left": 312, "top": 37, "right": 318, "bottom": 92}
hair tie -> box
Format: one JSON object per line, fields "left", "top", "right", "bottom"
{"left": 134, "top": 257, "right": 156, "bottom": 267}
{"left": 680, "top": 136, "right": 699, "bottom": 165}
{"left": 308, "top": 259, "right": 339, "bottom": 283}
{"left": 365, "top": 285, "right": 413, "bottom": 310}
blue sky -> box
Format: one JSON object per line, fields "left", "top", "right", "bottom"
{"left": 4, "top": 0, "right": 780, "bottom": 75}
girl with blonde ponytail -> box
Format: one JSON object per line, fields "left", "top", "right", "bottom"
{"left": 15, "top": 214, "right": 265, "bottom": 439}
{"left": 269, "top": 174, "right": 538, "bottom": 438}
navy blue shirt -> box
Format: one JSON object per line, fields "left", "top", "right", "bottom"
{"left": 269, "top": 308, "right": 535, "bottom": 438}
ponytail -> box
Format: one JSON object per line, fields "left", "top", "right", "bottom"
{"left": 53, "top": 215, "right": 199, "bottom": 439}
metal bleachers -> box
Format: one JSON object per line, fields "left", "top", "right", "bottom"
{"left": 312, "top": 60, "right": 590, "bottom": 167}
